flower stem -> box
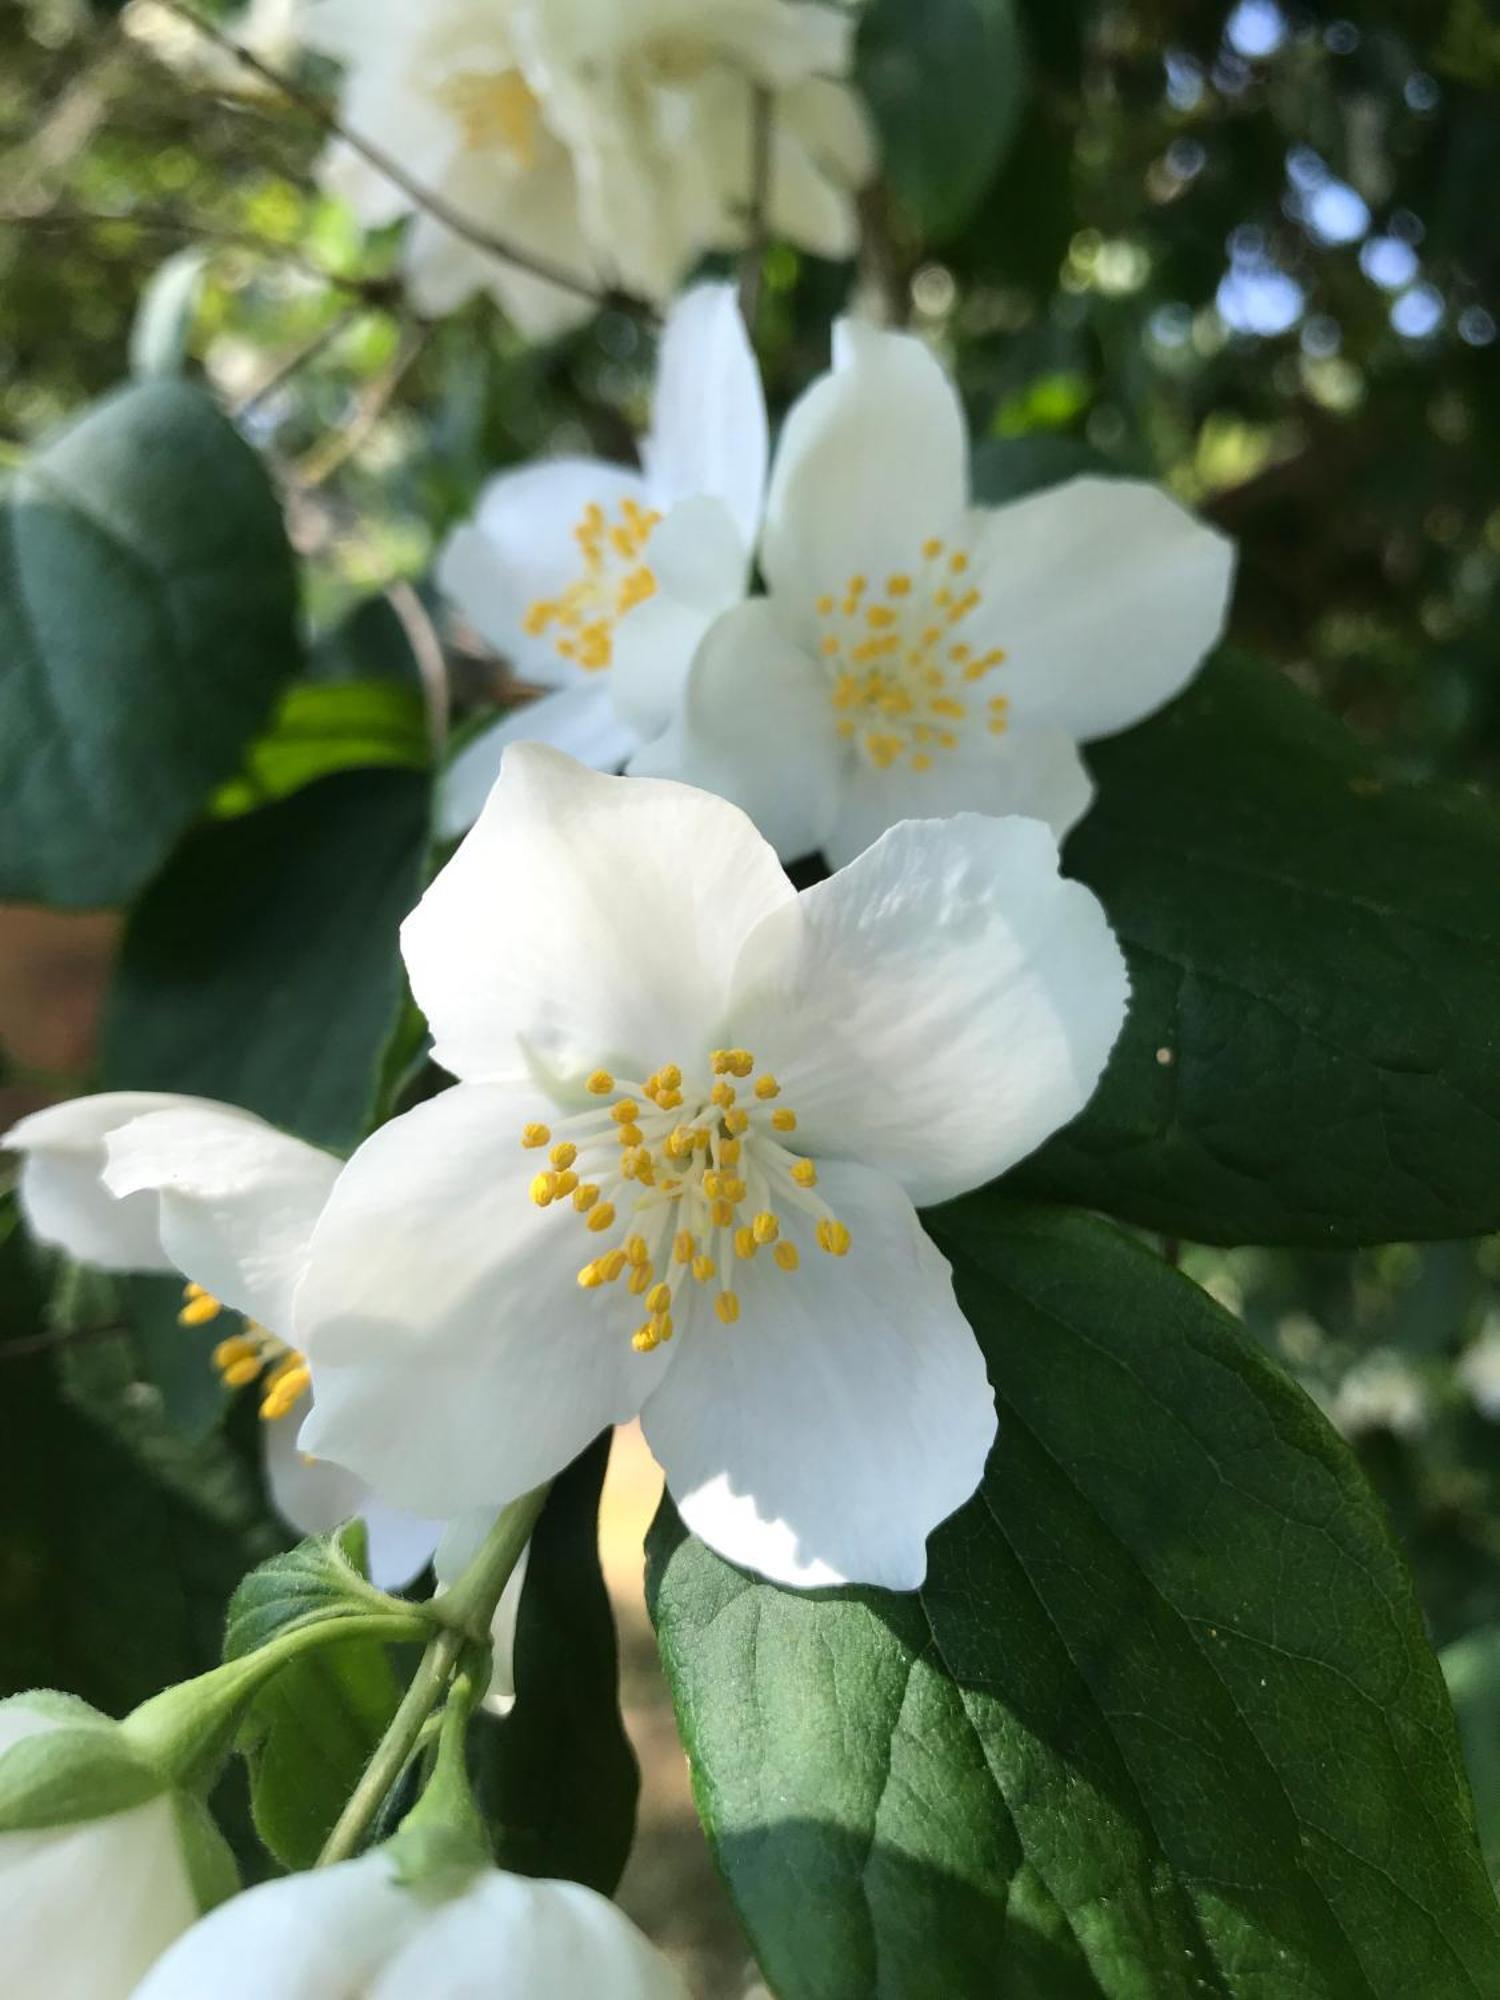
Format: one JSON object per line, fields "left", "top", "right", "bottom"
{"left": 315, "top": 1484, "right": 549, "bottom": 1867}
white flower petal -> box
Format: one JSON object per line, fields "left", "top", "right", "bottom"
{"left": 437, "top": 687, "right": 639, "bottom": 839}
{"left": 729, "top": 814, "right": 1129, "bottom": 1208}
{"left": 971, "top": 477, "right": 1236, "bottom": 739}
{"left": 781, "top": 76, "right": 879, "bottom": 193}
{"left": 641, "top": 1161, "right": 994, "bottom": 1589}
{"left": 2, "top": 1092, "right": 254, "bottom": 1274}
{"left": 627, "top": 600, "right": 842, "bottom": 862}
{"left": 402, "top": 742, "right": 796, "bottom": 1087}
{"left": 438, "top": 459, "right": 649, "bottom": 683}
{"left": 641, "top": 283, "right": 768, "bottom": 549}
{"left": 761, "top": 322, "right": 969, "bottom": 632}
{"left": 435, "top": 1517, "right": 530, "bottom": 1710}
{"left": 609, "top": 495, "right": 751, "bottom": 738}
{"left": 102, "top": 1109, "right": 340, "bottom": 1338}
{"left": 823, "top": 727, "right": 1095, "bottom": 868}
{"left": 262, "top": 1413, "right": 440, "bottom": 1592}
{"left": 296, "top": 1084, "right": 675, "bottom": 1519}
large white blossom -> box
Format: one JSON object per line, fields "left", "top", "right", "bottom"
{"left": 437, "top": 282, "right": 767, "bottom": 832}
{"left": 0, "top": 1696, "right": 201, "bottom": 1999}
{"left": 293, "top": 744, "right": 1128, "bottom": 1591}
{"left": 130, "top": 1847, "right": 685, "bottom": 1999}
{"left": 298, "top": 0, "right": 874, "bottom": 334}
{"left": 624, "top": 320, "right": 1238, "bottom": 864}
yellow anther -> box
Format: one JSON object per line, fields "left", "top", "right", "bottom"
{"left": 530, "top": 1172, "right": 557, "bottom": 1207}
{"left": 848, "top": 574, "right": 868, "bottom": 597}
{"left": 178, "top": 1291, "right": 223, "bottom": 1328}
{"left": 775, "top": 1241, "right": 801, "bottom": 1272}
{"left": 551, "top": 1169, "right": 578, "bottom": 1198}
{"left": 989, "top": 718, "right": 1009, "bottom": 735}
{"left": 260, "top": 1356, "right": 312, "bottom": 1419}
{"left": 754, "top": 1075, "right": 780, "bottom": 1099}
{"left": 657, "top": 1064, "right": 682, "bottom": 1091}
{"left": 821, "top": 634, "right": 842, "bottom": 657}
{"left": 549, "top": 1141, "right": 577, "bottom": 1169}
{"left": 752, "top": 1212, "right": 780, "bottom": 1246}
{"left": 817, "top": 1219, "right": 853, "bottom": 1257}
{"left": 666, "top": 1127, "right": 694, "bottom": 1159}
{"left": 653, "top": 1312, "right": 675, "bottom": 1344}
{"left": 521, "top": 1123, "right": 552, "bottom": 1150}
{"left": 922, "top": 538, "right": 945, "bottom": 560}
{"left": 692, "top": 1254, "right": 716, "bottom": 1282}
{"left": 222, "top": 1358, "right": 262, "bottom": 1390}
{"left": 646, "top": 1282, "right": 672, "bottom": 1314}
{"left": 791, "top": 1160, "right": 818, "bottom": 1188}
{"left": 816, "top": 594, "right": 835, "bottom": 615}
{"left": 931, "top": 696, "right": 966, "bottom": 719}
{"left": 712, "top": 1048, "right": 754, "bottom": 1078}
{"left": 183, "top": 1280, "right": 209, "bottom": 1300}
{"left": 587, "top": 1070, "right": 614, "bottom": 1095}
{"left": 212, "top": 1335, "right": 257, "bottom": 1370}
{"left": 716, "top": 1292, "right": 741, "bottom": 1326}
{"left": 772, "top": 1108, "right": 797, "bottom": 1133}
{"left": 725, "top": 1109, "right": 750, "bottom": 1136}
{"left": 617, "top": 1123, "right": 643, "bottom": 1148}
{"left": 719, "top": 1176, "right": 747, "bottom": 1204}
{"left": 573, "top": 1183, "right": 600, "bottom": 1212}
{"left": 674, "top": 1230, "right": 695, "bottom": 1264}
{"left": 912, "top": 753, "right": 933, "bottom": 772}
{"left": 610, "top": 1100, "right": 640, "bottom": 1125}
{"left": 718, "top": 1136, "right": 742, "bottom": 1166}
{"left": 733, "top": 1226, "right": 758, "bottom": 1261}
{"left": 602, "top": 1250, "right": 629, "bottom": 1282}
{"left": 710, "top": 1198, "right": 736, "bottom": 1228}
{"left": 949, "top": 550, "right": 970, "bottom": 575}
{"left": 693, "top": 1127, "right": 713, "bottom": 1151}
{"left": 866, "top": 604, "right": 898, "bottom": 631}
{"left": 711, "top": 1080, "right": 736, "bottom": 1108}
{"left": 887, "top": 573, "right": 913, "bottom": 596}
{"left": 656, "top": 1088, "right": 683, "bottom": 1111}
{"left": 578, "top": 1261, "right": 606, "bottom": 1290}
{"left": 632, "top": 1325, "right": 660, "bottom": 1354}
{"left": 701, "top": 1171, "right": 723, "bottom": 1200}
{"left": 629, "top": 1261, "right": 655, "bottom": 1297}
{"left": 587, "top": 1203, "right": 616, "bottom": 1234}
{"left": 626, "top": 1235, "right": 650, "bottom": 1265}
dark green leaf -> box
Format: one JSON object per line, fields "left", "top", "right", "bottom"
{"left": 102, "top": 767, "right": 431, "bottom": 1150}
{"left": 1445, "top": 1625, "right": 1500, "bottom": 1885}
{"left": 649, "top": 1204, "right": 1500, "bottom": 2000}
{"left": 1015, "top": 650, "right": 1500, "bottom": 1245}
{"left": 472, "top": 1434, "right": 639, "bottom": 1895}
{"left": 858, "top": 0, "right": 1028, "bottom": 239}
{"left": 0, "top": 380, "right": 299, "bottom": 907}
{"left": 224, "top": 1523, "right": 407, "bottom": 1660}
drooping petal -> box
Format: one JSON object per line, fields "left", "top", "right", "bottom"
{"left": 401, "top": 743, "right": 796, "bottom": 1088}
{"left": 609, "top": 496, "right": 751, "bottom": 737}
{"left": 2, "top": 1092, "right": 254, "bottom": 1274}
{"left": 822, "top": 726, "right": 1095, "bottom": 869}
{"left": 969, "top": 477, "right": 1236, "bottom": 740}
{"left": 627, "top": 600, "right": 843, "bottom": 862}
{"left": 729, "top": 814, "right": 1129, "bottom": 1208}
{"left": 641, "top": 1161, "right": 994, "bottom": 1590}
{"left": 261, "top": 1414, "right": 440, "bottom": 1592}
{"left": 438, "top": 460, "right": 649, "bottom": 684}
{"left": 434, "top": 1515, "right": 530, "bottom": 1710}
{"left": 436, "top": 687, "right": 639, "bottom": 839}
{"left": 102, "top": 1109, "right": 340, "bottom": 1338}
{"left": 295, "top": 1084, "right": 676, "bottom": 1520}
{"left": 641, "top": 284, "right": 768, "bottom": 548}
{"left": 760, "top": 322, "right": 969, "bottom": 639}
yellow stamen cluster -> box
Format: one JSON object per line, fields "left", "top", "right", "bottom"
{"left": 442, "top": 68, "right": 541, "bottom": 165}
{"left": 523, "top": 499, "right": 661, "bottom": 672}
{"left": 819, "top": 540, "right": 1009, "bottom": 771}
{"left": 521, "top": 1049, "right": 852, "bottom": 1354}
{"left": 182, "top": 1284, "right": 311, "bottom": 1423}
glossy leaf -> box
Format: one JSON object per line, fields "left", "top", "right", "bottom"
{"left": 213, "top": 680, "right": 431, "bottom": 817}
{"left": 649, "top": 1203, "right": 1500, "bottom": 2000}
{"left": 0, "top": 380, "right": 298, "bottom": 907}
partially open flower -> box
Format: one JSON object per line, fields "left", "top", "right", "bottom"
{"left": 437, "top": 283, "right": 767, "bottom": 831}
{"left": 295, "top": 744, "right": 1128, "bottom": 1590}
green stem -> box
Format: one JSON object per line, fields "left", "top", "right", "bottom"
{"left": 315, "top": 1484, "right": 549, "bottom": 1867}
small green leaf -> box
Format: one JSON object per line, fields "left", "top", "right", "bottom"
{"left": 102, "top": 767, "right": 431, "bottom": 1151}
{"left": 858, "top": 0, "right": 1028, "bottom": 239}
{"left": 472, "top": 1435, "right": 639, "bottom": 1894}
{"left": 0, "top": 380, "right": 299, "bottom": 907}
{"left": 129, "top": 249, "right": 210, "bottom": 380}
{"left": 1017, "top": 650, "right": 1500, "bottom": 1245}
{"left": 224, "top": 1523, "right": 410, "bottom": 1660}
{"left": 649, "top": 1204, "right": 1500, "bottom": 2000}
{"left": 213, "top": 680, "right": 430, "bottom": 818}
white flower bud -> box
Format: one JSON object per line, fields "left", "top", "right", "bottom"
{"left": 131, "top": 1849, "right": 687, "bottom": 1999}
{"left": 0, "top": 1695, "right": 204, "bottom": 1999}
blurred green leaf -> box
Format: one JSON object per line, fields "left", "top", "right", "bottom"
{"left": 1016, "top": 651, "right": 1500, "bottom": 1246}
{"left": 214, "top": 680, "right": 431, "bottom": 817}
{"left": 129, "top": 249, "right": 210, "bottom": 380}
{"left": 0, "top": 380, "right": 299, "bottom": 907}
{"left": 858, "top": 0, "right": 1028, "bottom": 239}
{"left": 102, "top": 768, "right": 431, "bottom": 1151}
{"left": 649, "top": 1204, "right": 1500, "bottom": 2000}
{"left": 472, "top": 1435, "right": 638, "bottom": 1895}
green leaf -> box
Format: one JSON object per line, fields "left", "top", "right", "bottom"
{"left": 648, "top": 1204, "right": 1500, "bottom": 2000}
{"left": 472, "top": 1435, "right": 639, "bottom": 1894}
{"left": 213, "top": 680, "right": 431, "bottom": 817}
{"left": 858, "top": 0, "right": 1028, "bottom": 239}
{"left": 226, "top": 1525, "right": 409, "bottom": 1871}
{"left": 1015, "top": 650, "right": 1500, "bottom": 1245}
{"left": 102, "top": 767, "right": 431, "bottom": 1151}
{"left": 129, "top": 249, "right": 210, "bottom": 379}
{"left": 0, "top": 380, "right": 299, "bottom": 907}
{"left": 1445, "top": 1625, "right": 1500, "bottom": 1885}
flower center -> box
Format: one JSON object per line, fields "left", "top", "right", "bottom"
{"left": 443, "top": 68, "right": 542, "bottom": 166}
{"left": 523, "top": 499, "right": 662, "bottom": 672}
{"left": 178, "top": 1283, "right": 310, "bottom": 1421}
{"left": 518, "top": 1050, "right": 850, "bottom": 1354}
{"left": 817, "top": 538, "right": 1009, "bottom": 772}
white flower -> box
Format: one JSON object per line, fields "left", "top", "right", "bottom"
{"left": 294, "top": 744, "right": 1128, "bottom": 1591}
{"left": 437, "top": 283, "right": 767, "bottom": 833}
{"left": 1, "top": 1095, "right": 438, "bottom": 1591}
{"left": 1459, "top": 1318, "right": 1500, "bottom": 1420}
{"left": 298, "top": 0, "right": 874, "bottom": 334}
{"left": 130, "top": 1847, "right": 684, "bottom": 1999}
{"left": 0, "top": 1696, "right": 201, "bottom": 1999}
{"left": 625, "top": 320, "right": 1238, "bottom": 864}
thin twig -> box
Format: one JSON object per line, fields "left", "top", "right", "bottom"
{"left": 385, "top": 580, "right": 451, "bottom": 754}
{"left": 150, "top": 0, "right": 655, "bottom": 322}
{"left": 232, "top": 303, "right": 367, "bottom": 420}
{"left": 1, "top": 1321, "right": 130, "bottom": 1363}
{"left": 738, "top": 85, "right": 775, "bottom": 328}
{"left": 291, "top": 320, "right": 431, "bottom": 487}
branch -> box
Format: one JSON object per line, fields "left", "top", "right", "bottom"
{"left": 149, "top": 0, "right": 656, "bottom": 323}
{"left": 738, "top": 85, "right": 775, "bottom": 328}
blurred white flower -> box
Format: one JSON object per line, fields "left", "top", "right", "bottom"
{"left": 627, "top": 319, "right": 1238, "bottom": 863}
{"left": 130, "top": 1847, "right": 685, "bottom": 1999}
{"left": 294, "top": 744, "right": 1128, "bottom": 1591}
{"left": 297, "top": 0, "right": 874, "bottom": 333}
{"left": 1329, "top": 1352, "right": 1427, "bottom": 1441}
{"left": 437, "top": 283, "right": 767, "bottom": 832}
{"left": 1458, "top": 1319, "right": 1500, "bottom": 1420}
